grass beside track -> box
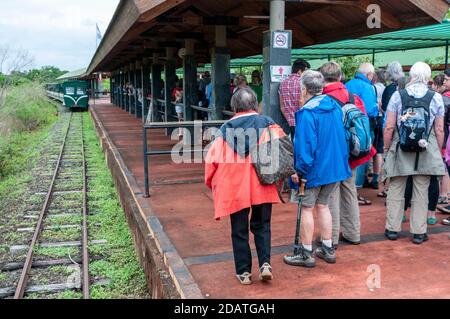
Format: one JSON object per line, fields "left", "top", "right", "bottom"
{"left": 82, "top": 112, "right": 149, "bottom": 299}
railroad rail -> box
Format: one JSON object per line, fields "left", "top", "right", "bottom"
{"left": 12, "top": 113, "right": 91, "bottom": 299}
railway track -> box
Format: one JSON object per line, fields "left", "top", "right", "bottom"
{"left": 3, "top": 112, "right": 92, "bottom": 299}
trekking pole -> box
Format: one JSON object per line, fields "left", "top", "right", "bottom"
{"left": 293, "top": 179, "right": 307, "bottom": 255}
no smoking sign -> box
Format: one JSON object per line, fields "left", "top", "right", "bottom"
{"left": 273, "top": 31, "right": 290, "bottom": 49}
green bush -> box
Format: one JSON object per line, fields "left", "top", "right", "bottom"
{"left": 0, "top": 83, "right": 58, "bottom": 178}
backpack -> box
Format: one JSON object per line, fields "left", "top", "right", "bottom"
{"left": 251, "top": 128, "right": 295, "bottom": 185}
{"left": 397, "top": 89, "right": 434, "bottom": 153}
{"left": 328, "top": 94, "right": 372, "bottom": 160}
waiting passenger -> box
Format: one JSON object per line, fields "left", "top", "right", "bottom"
{"left": 320, "top": 62, "right": 376, "bottom": 247}
{"left": 383, "top": 62, "right": 445, "bottom": 245}
{"left": 284, "top": 70, "right": 351, "bottom": 267}
{"left": 205, "top": 88, "right": 284, "bottom": 285}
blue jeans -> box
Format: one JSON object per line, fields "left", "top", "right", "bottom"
{"left": 355, "top": 162, "right": 368, "bottom": 189}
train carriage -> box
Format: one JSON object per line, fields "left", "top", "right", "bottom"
{"left": 62, "top": 80, "right": 89, "bottom": 110}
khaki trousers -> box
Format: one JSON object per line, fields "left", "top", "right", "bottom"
{"left": 386, "top": 175, "right": 430, "bottom": 235}
{"left": 329, "top": 169, "right": 360, "bottom": 245}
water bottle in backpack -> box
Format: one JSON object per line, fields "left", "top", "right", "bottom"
{"left": 328, "top": 94, "right": 372, "bottom": 160}
{"left": 398, "top": 89, "right": 434, "bottom": 153}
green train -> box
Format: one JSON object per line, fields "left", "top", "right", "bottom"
{"left": 46, "top": 80, "right": 89, "bottom": 111}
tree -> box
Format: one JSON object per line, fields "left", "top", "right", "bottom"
{"left": 26, "top": 66, "right": 67, "bottom": 83}
{"left": 0, "top": 45, "right": 34, "bottom": 107}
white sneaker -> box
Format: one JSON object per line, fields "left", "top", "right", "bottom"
{"left": 259, "top": 263, "right": 273, "bottom": 281}
{"left": 236, "top": 272, "right": 252, "bottom": 285}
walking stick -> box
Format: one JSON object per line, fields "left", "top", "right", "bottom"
{"left": 293, "top": 179, "right": 307, "bottom": 255}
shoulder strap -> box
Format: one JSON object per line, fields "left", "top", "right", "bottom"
{"left": 421, "top": 90, "right": 435, "bottom": 112}
{"left": 349, "top": 94, "right": 355, "bottom": 105}
{"left": 399, "top": 89, "right": 411, "bottom": 114}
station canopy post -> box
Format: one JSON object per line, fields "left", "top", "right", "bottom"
{"left": 183, "top": 39, "right": 198, "bottom": 121}
{"left": 164, "top": 47, "right": 177, "bottom": 123}
{"left": 210, "top": 25, "right": 231, "bottom": 120}
{"left": 129, "top": 63, "right": 136, "bottom": 115}
{"left": 151, "top": 53, "right": 163, "bottom": 122}
{"left": 135, "top": 61, "right": 142, "bottom": 118}
{"left": 262, "top": 0, "right": 291, "bottom": 134}
{"left": 119, "top": 68, "right": 125, "bottom": 110}
{"left": 142, "top": 58, "right": 151, "bottom": 123}
{"left": 124, "top": 66, "right": 130, "bottom": 112}
{"left": 446, "top": 40, "right": 449, "bottom": 70}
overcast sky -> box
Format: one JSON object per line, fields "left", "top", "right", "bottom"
{"left": 0, "top": 0, "right": 120, "bottom": 72}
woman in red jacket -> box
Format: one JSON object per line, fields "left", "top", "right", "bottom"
{"left": 205, "top": 88, "right": 283, "bottom": 285}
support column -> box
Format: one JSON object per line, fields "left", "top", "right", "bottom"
{"left": 183, "top": 39, "right": 198, "bottom": 121}
{"left": 119, "top": 70, "right": 124, "bottom": 109}
{"left": 134, "top": 61, "right": 140, "bottom": 117}
{"left": 165, "top": 47, "right": 177, "bottom": 123}
{"left": 142, "top": 58, "right": 151, "bottom": 122}
{"left": 262, "top": 0, "right": 291, "bottom": 134}
{"left": 210, "top": 25, "right": 230, "bottom": 120}
{"left": 151, "top": 54, "right": 163, "bottom": 122}
{"left": 445, "top": 40, "right": 449, "bottom": 70}
{"left": 129, "top": 63, "right": 135, "bottom": 114}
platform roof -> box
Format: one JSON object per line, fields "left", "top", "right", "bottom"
{"left": 225, "top": 20, "right": 450, "bottom": 66}
{"left": 87, "top": 0, "right": 449, "bottom": 74}
{"left": 57, "top": 67, "right": 88, "bottom": 80}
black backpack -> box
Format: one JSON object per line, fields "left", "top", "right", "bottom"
{"left": 398, "top": 89, "right": 435, "bottom": 153}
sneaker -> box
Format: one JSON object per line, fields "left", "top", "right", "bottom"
{"left": 314, "top": 244, "right": 336, "bottom": 264}
{"left": 442, "top": 217, "right": 450, "bottom": 226}
{"left": 315, "top": 236, "right": 338, "bottom": 249}
{"left": 438, "top": 196, "right": 448, "bottom": 205}
{"left": 412, "top": 233, "right": 429, "bottom": 245}
{"left": 283, "top": 246, "right": 316, "bottom": 268}
{"left": 437, "top": 205, "right": 450, "bottom": 214}
{"left": 427, "top": 217, "right": 438, "bottom": 225}
{"left": 236, "top": 272, "right": 252, "bottom": 285}
{"left": 259, "top": 263, "right": 273, "bottom": 282}
{"left": 385, "top": 229, "right": 398, "bottom": 241}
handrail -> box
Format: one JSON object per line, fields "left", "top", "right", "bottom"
{"left": 143, "top": 120, "right": 226, "bottom": 197}
{"left": 190, "top": 105, "right": 213, "bottom": 113}
{"left": 222, "top": 110, "right": 236, "bottom": 117}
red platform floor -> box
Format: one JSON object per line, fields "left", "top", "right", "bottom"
{"left": 92, "top": 100, "right": 450, "bottom": 299}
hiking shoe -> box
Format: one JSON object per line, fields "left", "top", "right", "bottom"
{"left": 236, "top": 272, "right": 252, "bottom": 285}
{"left": 314, "top": 244, "right": 337, "bottom": 264}
{"left": 283, "top": 247, "right": 316, "bottom": 268}
{"left": 259, "top": 263, "right": 273, "bottom": 282}
{"left": 412, "top": 233, "right": 429, "bottom": 245}
{"left": 339, "top": 234, "right": 360, "bottom": 245}
{"left": 442, "top": 217, "right": 450, "bottom": 226}
{"left": 385, "top": 229, "right": 398, "bottom": 241}
{"left": 427, "top": 217, "right": 438, "bottom": 225}
{"left": 437, "top": 205, "right": 450, "bottom": 214}
{"left": 315, "top": 236, "right": 338, "bottom": 250}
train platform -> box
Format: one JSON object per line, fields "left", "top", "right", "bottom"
{"left": 90, "top": 98, "right": 450, "bottom": 299}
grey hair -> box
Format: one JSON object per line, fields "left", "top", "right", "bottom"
{"left": 230, "top": 87, "right": 259, "bottom": 113}
{"left": 386, "top": 61, "right": 404, "bottom": 81}
{"left": 301, "top": 70, "right": 325, "bottom": 95}
{"left": 358, "top": 62, "right": 375, "bottom": 75}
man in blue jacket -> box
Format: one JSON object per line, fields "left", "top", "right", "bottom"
{"left": 346, "top": 62, "right": 380, "bottom": 193}
{"left": 284, "top": 70, "right": 351, "bottom": 268}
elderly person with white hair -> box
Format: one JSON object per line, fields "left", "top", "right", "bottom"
{"left": 383, "top": 61, "right": 446, "bottom": 245}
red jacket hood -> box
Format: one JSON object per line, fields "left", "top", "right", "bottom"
{"left": 323, "top": 82, "right": 366, "bottom": 114}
